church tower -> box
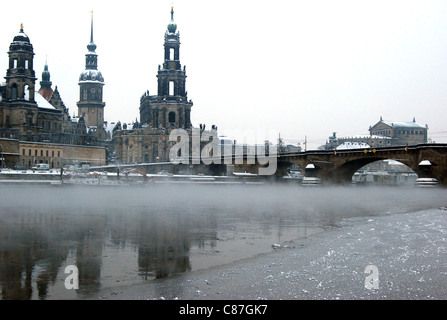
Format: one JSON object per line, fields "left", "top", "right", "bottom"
{"left": 38, "top": 60, "right": 53, "bottom": 100}
{"left": 139, "top": 6, "right": 192, "bottom": 129}
{"left": 4, "top": 24, "right": 37, "bottom": 104}
{"left": 77, "top": 12, "right": 105, "bottom": 132}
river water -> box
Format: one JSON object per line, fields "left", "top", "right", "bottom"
{"left": 0, "top": 183, "right": 445, "bottom": 299}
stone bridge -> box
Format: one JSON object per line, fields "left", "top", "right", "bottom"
{"left": 95, "top": 144, "right": 447, "bottom": 186}
{"left": 276, "top": 143, "right": 447, "bottom": 185}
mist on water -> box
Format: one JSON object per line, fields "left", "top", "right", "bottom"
{"left": 1, "top": 183, "right": 446, "bottom": 219}
{"left": 0, "top": 184, "right": 446, "bottom": 299}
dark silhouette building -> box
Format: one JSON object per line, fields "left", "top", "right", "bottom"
{"left": 139, "top": 6, "right": 193, "bottom": 129}
{"left": 0, "top": 24, "right": 107, "bottom": 168}
{"left": 112, "top": 7, "right": 202, "bottom": 165}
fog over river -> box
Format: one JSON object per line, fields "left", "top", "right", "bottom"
{"left": 0, "top": 184, "right": 445, "bottom": 299}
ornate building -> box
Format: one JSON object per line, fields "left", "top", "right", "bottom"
{"left": 321, "top": 117, "right": 429, "bottom": 150}
{"left": 0, "top": 25, "right": 106, "bottom": 168}
{"left": 369, "top": 117, "right": 428, "bottom": 146}
{"left": 139, "top": 7, "right": 193, "bottom": 129}
{"left": 77, "top": 13, "right": 108, "bottom": 142}
{"left": 0, "top": 25, "right": 78, "bottom": 143}
{"left": 112, "top": 7, "right": 205, "bottom": 166}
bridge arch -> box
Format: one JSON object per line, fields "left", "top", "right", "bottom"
{"left": 351, "top": 159, "right": 418, "bottom": 185}
{"left": 277, "top": 144, "right": 447, "bottom": 185}
{"left": 329, "top": 156, "right": 419, "bottom": 184}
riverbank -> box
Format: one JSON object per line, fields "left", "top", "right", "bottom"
{"left": 88, "top": 207, "right": 447, "bottom": 300}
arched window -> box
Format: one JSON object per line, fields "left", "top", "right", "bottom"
{"left": 168, "top": 111, "right": 176, "bottom": 123}
{"left": 24, "top": 85, "right": 29, "bottom": 100}
{"left": 11, "top": 84, "right": 18, "bottom": 99}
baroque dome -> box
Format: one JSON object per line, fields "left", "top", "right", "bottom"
{"left": 13, "top": 26, "right": 30, "bottom": 43}
{"left": 9, "top": 25, "right": 33, "bottom": 53}
{"left": 79, "top": 69, "right": 104, "bottom": 83}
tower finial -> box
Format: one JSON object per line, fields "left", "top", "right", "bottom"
{"left": 171, "top": 5, "right": 174, "bottom": 21}
{"left": 20, "top": 23, "right": 24, "bottom": 31}
{"left": 90, "top": 11, "right": 94, "bottom": 44}
{"left": 87, "top": 11, "right": 97, "bottom": 52}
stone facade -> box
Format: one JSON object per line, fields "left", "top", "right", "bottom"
{"left": 139, "top": 7, "right": 192, "bottom": 130}
{"left": 369, "top": 117, "right": 428, "bottom": 146}
{"left": 77, "top": 14, "right": 107, "bottom": 142}
{"left": 19, "top": 141, "right": 106, "bottom": 168}
{"left": 322, "top": 117, "right": 429, "bottom": 150}
{"left": 112, "top": 8, "right": 201, "bottom": 166}
{"left": 0, "top": 26, "right": 79, "bottom": 144}
{"left": 0, "top": 138, "right": 20, "bottom": 168}
{"left": 0, "top": 24, "right": 109, "bottom": 169}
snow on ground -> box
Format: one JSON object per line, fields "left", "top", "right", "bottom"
{"left": 88, "top": 208, "right": 447, "bottom": 300}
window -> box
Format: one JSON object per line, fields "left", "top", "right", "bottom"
{"left": 11, "top": 84, "right": 18, "bottom": 99}
{"left": 41, "top": 150, "right": 43, "bottom": 156}
{"left": 35, "top": 150, "right": 37, "bottom": 156}
{"left": 168, "top": 111, "right": 176, "bottom": 123}
{"left": 169, "top": 81, "right": 174, "bottom": 95}
{"left": 29, "top": 149, "right": 31, "bottom": 156}
{"left": 13, "top": 59, "right": 17, "bottom": 68}
{"left": 170, "top": 48, "right": 175, "bottom": 60}
{"left": 57, "top": 151, "right": 60, "bottom": 157}
{"left": 52, "top": 151, "right": 54, "bottom": 157}
{"left": 25, "top": 60, "right": 29, "bottom": 69}
{"left": 46, "top": 150, "right": 48, "bottom": 157}
{"left": 22, "top": 149, "right": 25, "bottom": 156}
{"left": 24, "top": 85, "right": 30, "bottom": 100}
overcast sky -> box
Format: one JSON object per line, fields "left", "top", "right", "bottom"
{"left": 1, "top": 0, "right": 447, "bottom": 149}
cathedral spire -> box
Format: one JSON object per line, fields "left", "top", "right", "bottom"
{"left": 87, "top": 11, "right": 97, "bottom": 53}
{"left": 78, "top": 11, "right": 105, "bottom": 134}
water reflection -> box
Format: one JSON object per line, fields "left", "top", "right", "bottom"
{"left": 0, "top": 184, "right": 445, "bottom": 299}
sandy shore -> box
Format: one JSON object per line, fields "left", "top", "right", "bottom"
{"left": 87, "top": 207, "right": 447, "bottom": 300}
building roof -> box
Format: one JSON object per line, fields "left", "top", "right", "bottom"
{"left": 371, "top": 117, "right": 427, "bottom": 130}
{"left": 380, "top": 120, "right": 426, "bottom": 129}
{"left": 38, "top": 86, "right": 53, "bottom": 101}
{"left": 34, "top": 91, "right": 56, "bottom": 110}
{"left": 336, "top": 141, "right": 370, "bottom": 150}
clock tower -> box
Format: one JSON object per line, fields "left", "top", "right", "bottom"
{"left": 77, "top": 12, "right": 106, "bottom": 139}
